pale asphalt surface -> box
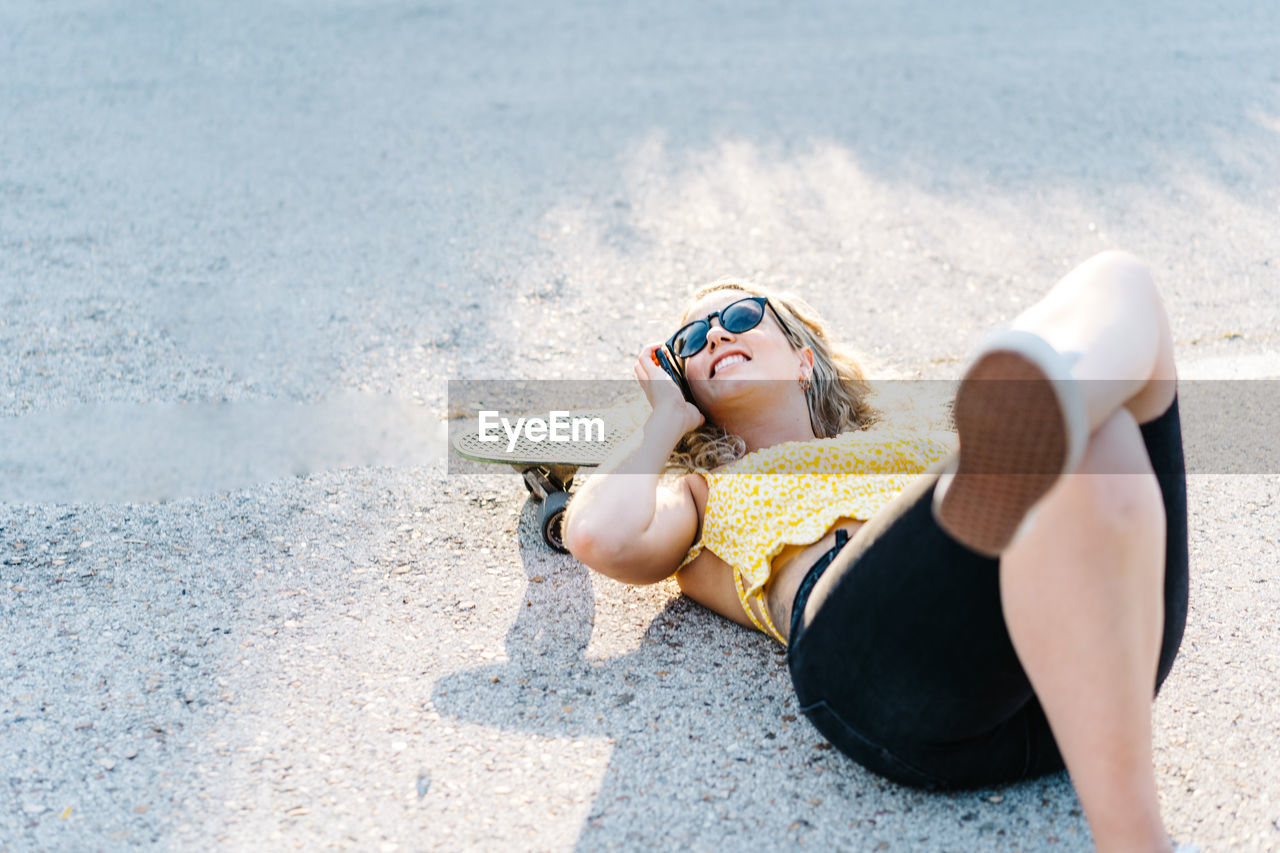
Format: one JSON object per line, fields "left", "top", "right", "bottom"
{"left": 3, "top": 1, "right": 1279, "bottom": 850}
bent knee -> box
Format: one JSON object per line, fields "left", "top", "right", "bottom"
{"left": 1083, "top": 249, "right": 1155, "bottom": 289}
{"left": 1072, "top": 251, "right": 1162, "bottom": 316}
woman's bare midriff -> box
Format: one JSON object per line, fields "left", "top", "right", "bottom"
{"left": 678, "top": 473, "right": 867, "bottom": 644}
{"left": 764, "top": 518, "right": 864, "bottom": 644}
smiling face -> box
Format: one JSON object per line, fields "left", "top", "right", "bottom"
{"left": 664, "top": 281, "right": 879, "bottom": 465}
{"left": 677, "top": 290, "right": 813, "bottom": 412}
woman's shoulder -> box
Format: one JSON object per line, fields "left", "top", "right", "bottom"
{"left": 682, "top": 468, "right": 709, "bottom": 496}
{"left": 666, "top": 469, "right": 710, "bottom": 516}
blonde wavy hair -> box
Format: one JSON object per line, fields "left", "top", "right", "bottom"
{"left": 666, "top": 280, "right": 880, "bottom": 473}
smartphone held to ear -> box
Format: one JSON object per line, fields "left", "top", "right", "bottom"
{"left": 652, "top": 347, "right": 698, "bottom": 405}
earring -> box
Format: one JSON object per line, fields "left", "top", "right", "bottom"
{"left": 799, "top": 376, "right": 811, "bottom": 392}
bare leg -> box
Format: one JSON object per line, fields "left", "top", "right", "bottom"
{"left": 994, "top": 252, "right": 1180, "bottom": 851}
{"left": 1001, "top": 411, "right": 1170, "bottom": 852}
{"left": 1010, "top": 250, "right": 1177, "bottom": 427}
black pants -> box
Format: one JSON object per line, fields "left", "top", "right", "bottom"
{"left": 787, "top": 398, "right": 1189, "bottom": 790}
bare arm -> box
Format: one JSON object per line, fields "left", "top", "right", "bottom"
{"left": 562, "top": 345, "right": 705, "bottom": 585}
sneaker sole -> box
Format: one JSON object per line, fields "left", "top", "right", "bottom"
{"left": 935, "top": 350, "right": 1071, "bottom": 557}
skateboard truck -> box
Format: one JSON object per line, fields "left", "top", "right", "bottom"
{"left": 521, "top": 466, "right": 575, "bottom": 553}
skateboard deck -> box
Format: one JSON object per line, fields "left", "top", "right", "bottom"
{"left": 450, "top": 407, "right": 642, "bottom": 553}
{"left": 451, "top": 408, "right": 632, "bottom": 468}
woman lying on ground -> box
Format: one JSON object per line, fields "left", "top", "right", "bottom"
{"left": 563, "top": 251, "right": 1192, "bottom": 853}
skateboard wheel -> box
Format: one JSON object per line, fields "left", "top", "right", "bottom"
{"left": 540, "top": 490, "right": 571, "bottom": 553}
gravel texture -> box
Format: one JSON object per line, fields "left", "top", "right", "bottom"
{"left": 2, "top": 0, "right": 1279, "bottom": 850}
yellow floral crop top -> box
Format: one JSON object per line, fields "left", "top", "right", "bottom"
{"left": 677, "top": 427, "right": 955, "bottom": 644}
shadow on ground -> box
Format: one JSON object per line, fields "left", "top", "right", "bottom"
{"left": 432, "top": 499, "right": 1090, "bottom": 850}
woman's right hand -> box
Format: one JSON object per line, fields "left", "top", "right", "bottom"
{"left": 635, "top": 343, "right": 705, "bottom": 436}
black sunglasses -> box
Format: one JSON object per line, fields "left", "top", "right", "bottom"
{"left": 666, "top": 296, "right": 790, "bottom": 361}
